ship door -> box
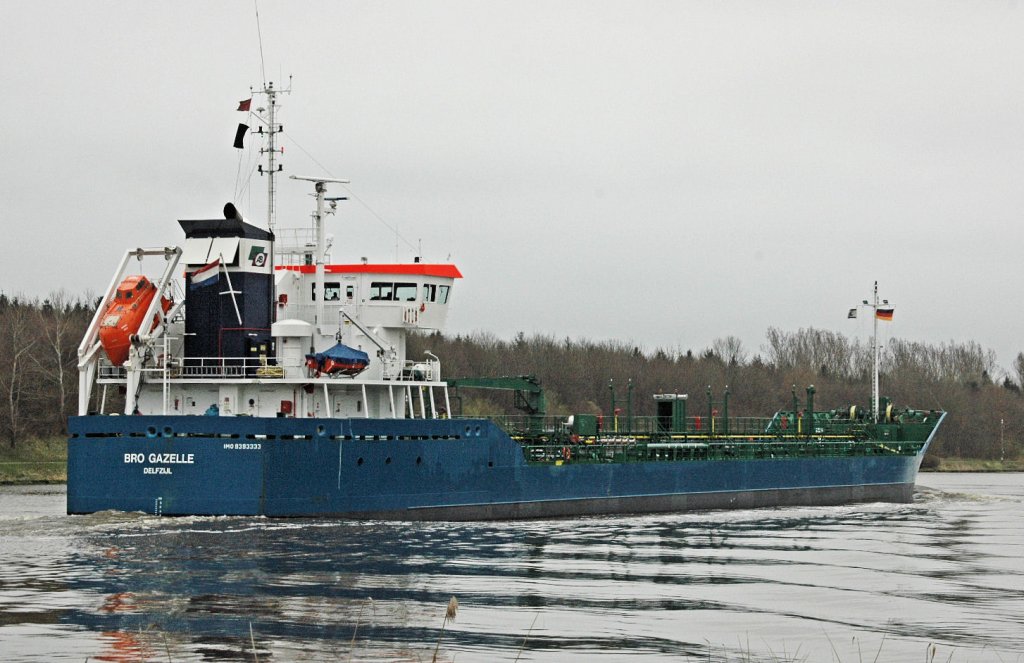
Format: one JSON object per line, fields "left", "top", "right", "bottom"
{"left": 656, "top": 400, "right": 673, "bottom": 432}
{"left": 340, "top": 277, "right": 357, "bottom": 305}
{"left": 246, "top": 337, "right": 276, "bottom": 376}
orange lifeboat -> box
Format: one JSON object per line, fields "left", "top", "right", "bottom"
{"left": 98, "top": 276, "right": 171, "bottom": 366}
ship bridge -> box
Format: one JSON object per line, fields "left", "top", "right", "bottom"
{"left": 274, "top": 262, "right": 462, "bottom": 332}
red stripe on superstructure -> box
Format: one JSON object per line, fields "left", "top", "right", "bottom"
{"left": 276, "top": 264, "right": 463, "bottom": 278}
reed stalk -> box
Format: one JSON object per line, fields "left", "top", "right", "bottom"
{"left": 431, "top": 596, "right": 459, "bottom": 663}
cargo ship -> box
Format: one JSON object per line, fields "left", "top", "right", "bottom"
{"left": 67, "top": 85, "right": 945, "bottom": 518}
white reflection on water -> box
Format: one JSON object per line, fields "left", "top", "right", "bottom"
{"left": 0, "top": 475, "right": 1022, "bottom": 662}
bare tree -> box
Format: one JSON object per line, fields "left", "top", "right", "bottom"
{"left": 32, "top": 290, "right": 81, "bottom": 433}
{"left": 0, "top": 300, "right": 39, "bottom": 447}
{"left": 762, "top": 327, "right": 856, "bottom": 379}
{"left": 711, "top": 336, "right": 748, "bottom": 366}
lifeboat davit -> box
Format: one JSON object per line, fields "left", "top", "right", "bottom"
{"left": 98, "top": 276, "right": 171, "bottom": 366}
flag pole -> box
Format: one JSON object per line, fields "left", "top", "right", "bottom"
{"left": 850, "top": 282, "right": 889, "bottom": 423}
{"left": 872, "top": 280, "right": 879, "bottom": 423}
{"left": 218, "top": 255, "right": 243, "bottom": 326}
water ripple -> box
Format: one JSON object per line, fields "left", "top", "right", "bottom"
{"left": 0, "top": 477, "right": 1023, "bottom": 661}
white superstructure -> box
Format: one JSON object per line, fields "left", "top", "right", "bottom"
{"left": 76, "top": 87, "right": 461, "bottom": 422}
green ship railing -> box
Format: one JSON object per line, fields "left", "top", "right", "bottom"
{"left": 472, "top": 414, "right": 935, "bottom": 466}
{"left": 517, "top": 439, "right": 925, "bottom": 465}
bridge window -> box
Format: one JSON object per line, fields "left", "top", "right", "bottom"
{"left": 394, "top": 282, "right": 417, "bottom": 301}
{"left": 423, "top": 284, "right": 436, "bottom": 302}
{"left": 369, "top": 282, "right": 394, "bottom": 301}
{"left": 371, "top": 282, "right": 417, "bottom": 301}
{"left": 346, "top": 285, "right": 354, "bottom": 300}
{"left": 311, "top": 282, "right": 342, "bottom": 301}
{"left": 438, "top": 285, "right": 450, "bottom": 304}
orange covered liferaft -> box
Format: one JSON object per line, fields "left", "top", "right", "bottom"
{"left": 98, "top": 276, "right": 171, "bottom": 366}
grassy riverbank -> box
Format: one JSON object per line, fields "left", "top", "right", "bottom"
{"left": 922, "top": 456, "right": 1024, "bottom": 472}
{"left": 0, "top": 437, "right": 67, "bottom": 484}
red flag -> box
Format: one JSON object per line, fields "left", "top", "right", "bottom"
{"left": 237, "top": 98, "right": 252, "bottom": 112}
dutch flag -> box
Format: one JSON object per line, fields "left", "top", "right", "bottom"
{"left": 189, "top": 259, "right": 220, "bottom": 290}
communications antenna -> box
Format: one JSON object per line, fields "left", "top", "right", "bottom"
{"left": 254, "top": 77, "right": 292, "bottom": 232}
{"left": 290, "top": 175, "right": 351, "bottom": 333}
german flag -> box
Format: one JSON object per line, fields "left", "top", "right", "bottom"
{"left": 876, "top": 308, "right": 894, "bottom": 321}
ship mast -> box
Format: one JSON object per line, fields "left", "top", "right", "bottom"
{"left": 253, "top": 78, "right": 289, "bottom": 326}
{"left": 256, "top": 78, "right": 290, "bottom": 232}
{"left": 290, "top": 175, "right": 350, "bottom": 334}
{"left": 857, "top": 281, "right": 891, "bottom": 422}
{"left": 872, "top": 281, "right": 880, "bottom": 422}
{"left": 851, "top": 281, "right": 891, "bottom": 422}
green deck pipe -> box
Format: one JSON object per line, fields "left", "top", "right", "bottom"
{"left": 627, "top": 379, "right": 634, "bottom": 433}
{"left": 681, "top": 395, "right": 688, "bottom": 439}
{"left": 707, "top": 386, "right": 713, "bottom": 439}
{"left": 723, "top": 386, "right": 731, "bottom": 436}
{"left": 792, "top": 386, "right": 799, "bottom": 435}
{"left": 609, "top": 379, "right": 616, "bottom": 432}
{"left": 806, "top": 384, "right": 815, "bottom": 438}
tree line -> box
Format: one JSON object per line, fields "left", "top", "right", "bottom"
{"left": 0, "top": 293, "right": 95, "bottom": 447}
{"left": 410, "top": 328, "right": 1023, "bottom": 460}
{"left": 1, "top": 293, "right": 1019, "bottom": 459}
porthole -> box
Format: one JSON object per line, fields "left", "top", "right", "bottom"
{"left": 357, "top": 457, "right": 364, "bottom": 466}
{"left": 416, "top": 456, "right": 423, "bottom": 465}
{"left": 385, "top": 457, "right": 392, "bottom": 465}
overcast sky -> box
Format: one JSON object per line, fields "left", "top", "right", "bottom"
{"left": 3, "top": 1, "right": 1023, "bottom": 373}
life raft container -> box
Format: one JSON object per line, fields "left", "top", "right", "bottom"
{"left": 98, "top": 275, "right": 171, "bottom": 366}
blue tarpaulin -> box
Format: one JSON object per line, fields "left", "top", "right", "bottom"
{"left": 305, "top": 343, "right": 370, "bottom": 376}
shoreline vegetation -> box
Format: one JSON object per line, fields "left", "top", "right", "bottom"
{"left": 2, "top": 295, "right": 1023, "bottom": 484}
{"left": 1, "top": 437, "right": 1020, "bottom": 485}
{"left": 0, "top": 437, "right": 67, "bottom": 484}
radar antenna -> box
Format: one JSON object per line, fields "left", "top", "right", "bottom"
{"left": 290, "top": 175, "right": 350, "bottom": 333}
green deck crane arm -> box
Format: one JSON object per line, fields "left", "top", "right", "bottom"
{"left": 445, "top": 375, "right": 547, "bottom": 416}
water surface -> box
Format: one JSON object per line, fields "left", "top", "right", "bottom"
{"left": 0, "top": 473, "right": 1021, "bottom": 661}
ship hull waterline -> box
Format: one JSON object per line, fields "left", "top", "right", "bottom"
{"left": 67, "top": 415, "right": 942, "bottom": 520}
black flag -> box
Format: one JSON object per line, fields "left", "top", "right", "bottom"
{"left": 233, "top": 123, "right": 249, "bottom": 149}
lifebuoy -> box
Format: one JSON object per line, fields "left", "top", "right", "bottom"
{"left": 561, "top": 446, "right": 571, "bottom": 461}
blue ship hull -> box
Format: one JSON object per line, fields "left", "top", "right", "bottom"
{"left": 67, "top": 415, "right": 934, "bottom": 519}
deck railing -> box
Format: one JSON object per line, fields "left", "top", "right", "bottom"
{"left": 98, "top": 356, "right": 303, "bottom": 380}
{"left": 475, "top": 412, "right": 933, "bottom": 465}
{"left": 486, "top": 414, "right": 870, "bottom": 441}
{"left": 519, "top": 438, "right": 925, "bottom": 465}
{"left": 97, "top": 355, "right": 443, "bottom": 383}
